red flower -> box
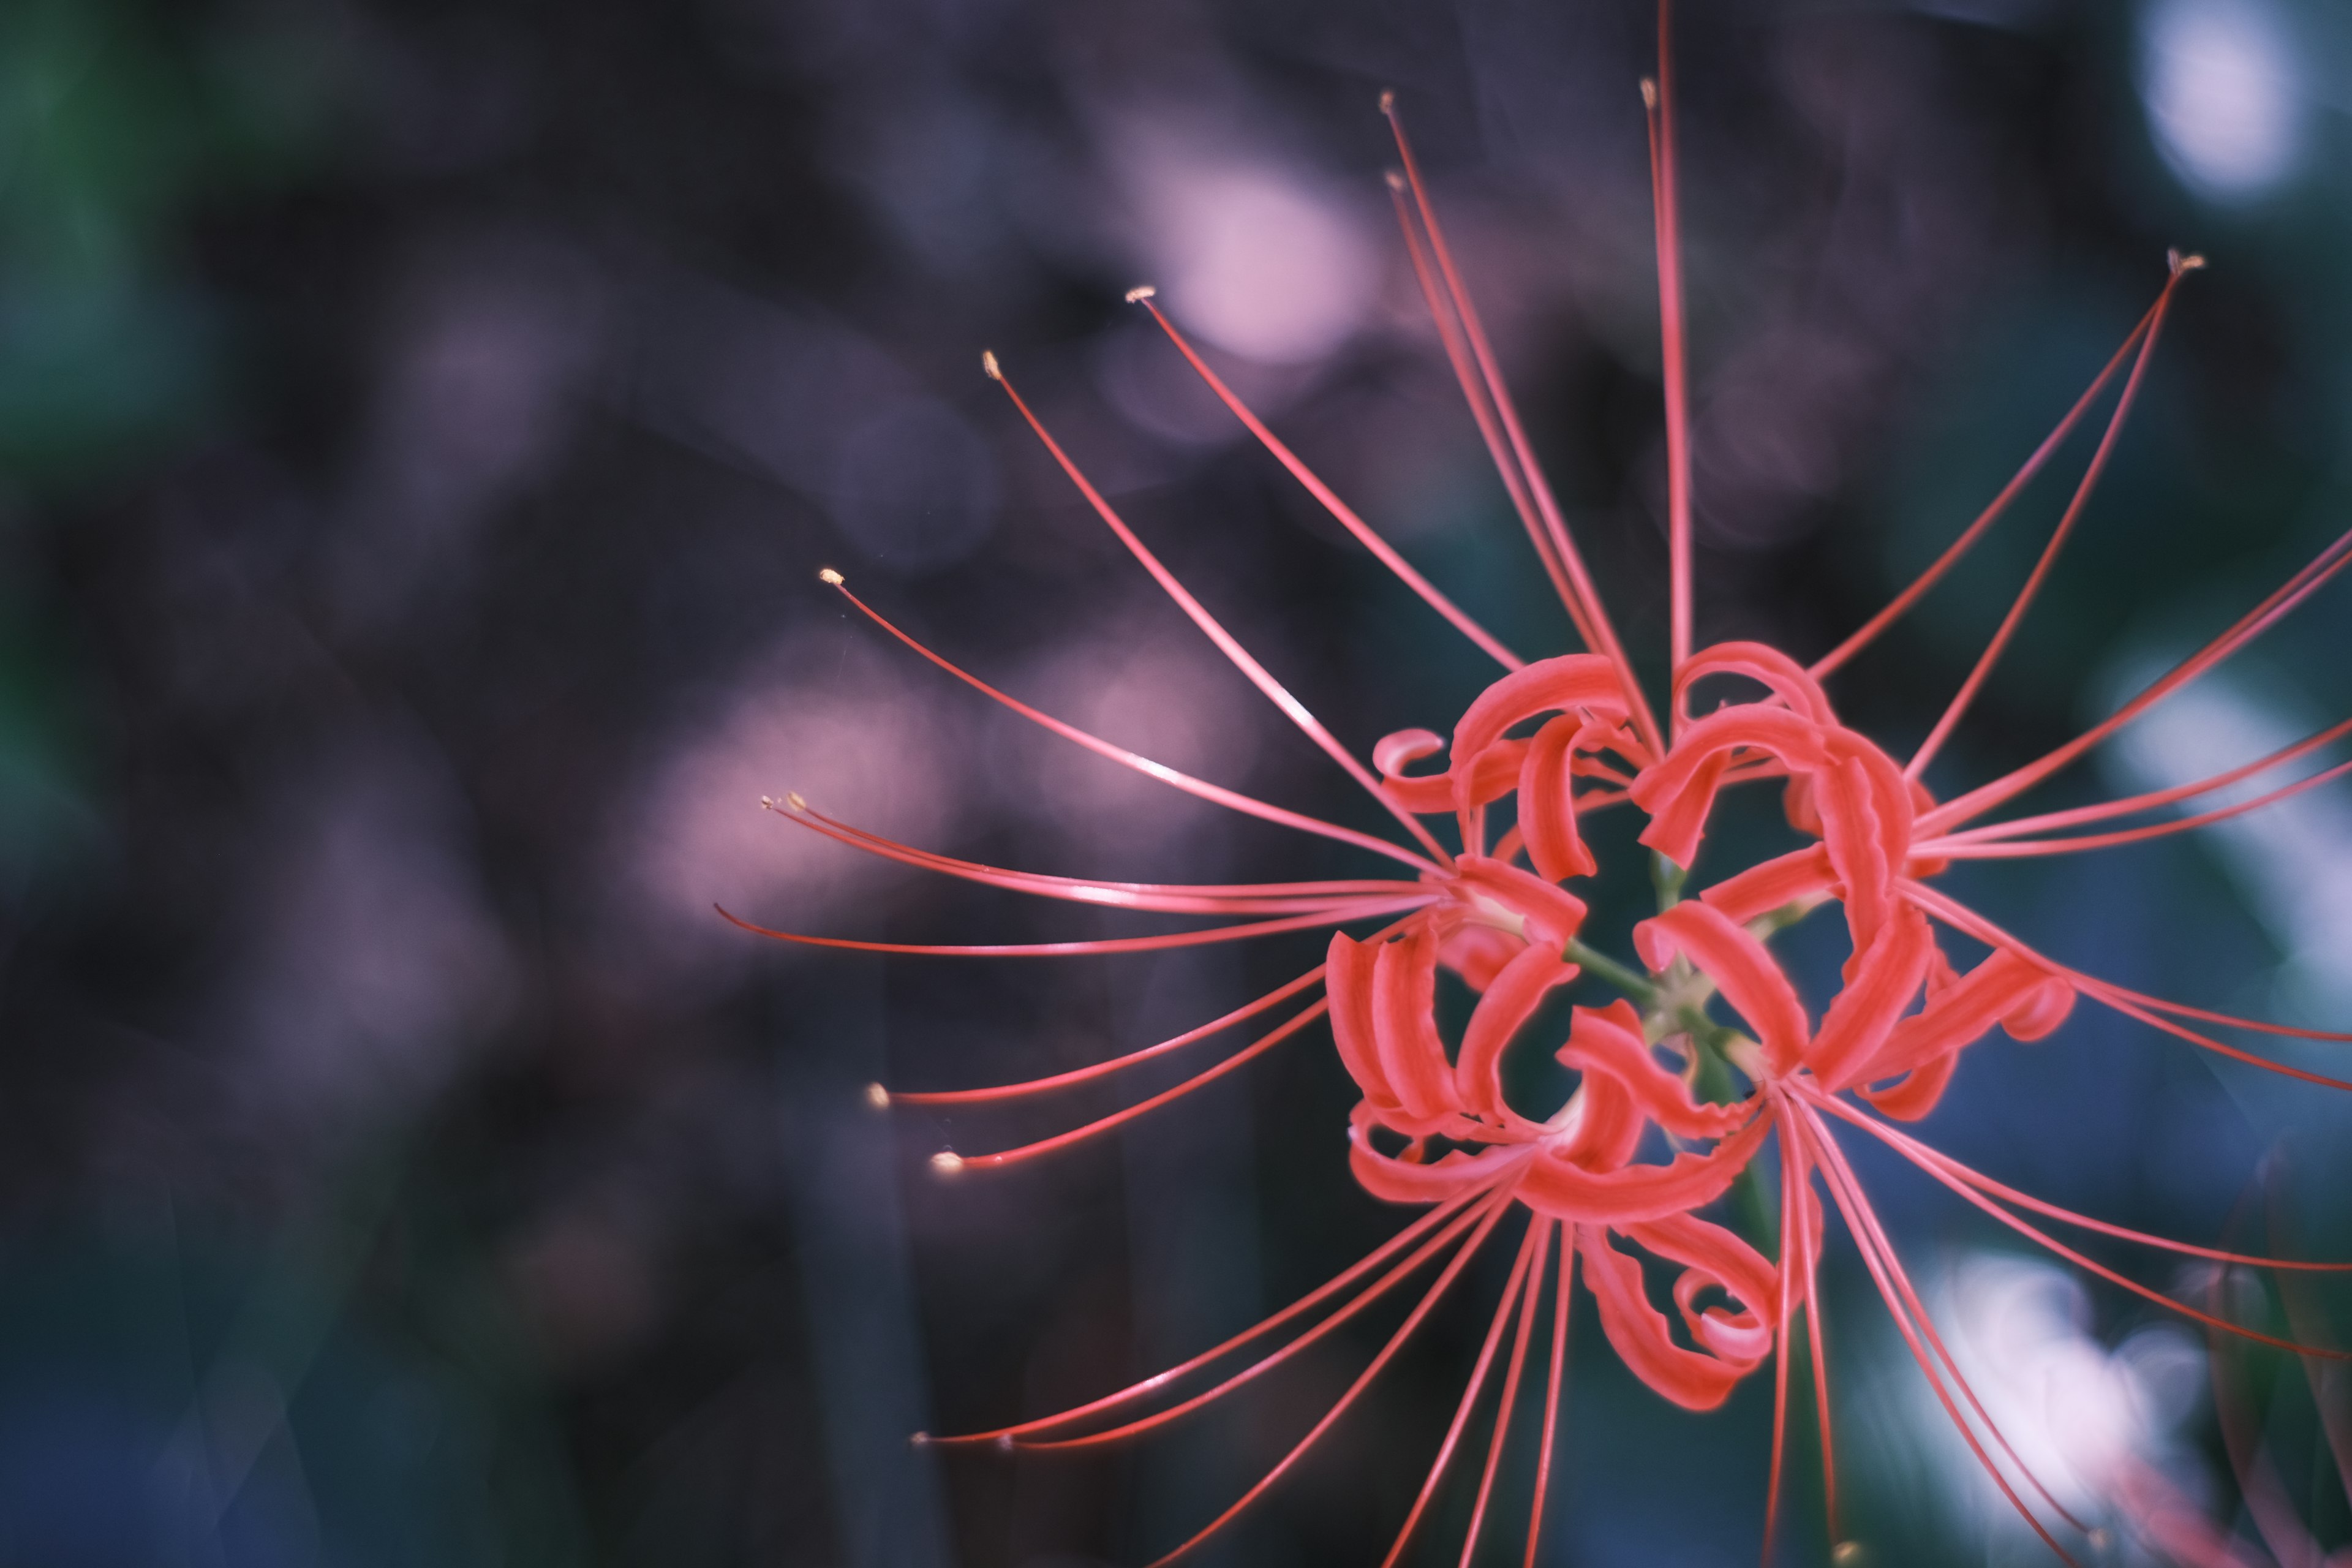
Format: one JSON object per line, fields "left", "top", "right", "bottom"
{"left": 739, "top": 3, "right": 2352, "bottom": 1561}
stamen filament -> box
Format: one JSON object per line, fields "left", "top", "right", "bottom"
{"left": 1807, "top": 1089, "right": 2352, "bottom": 1362}
{"left": 1925, "top": 522, "right": 2352, "bottom": 832}
{"left": 891, "top": 962, "right": 1329, "bottom": 1104}
{"left": 953, "top": 998, "right": 1332, "bottom": 1170}
{"left": 1382, "top": 172, "right": 1597, "bottom": 662}
{"left": 715, "top": 897, "right": 1433, "bottom": 959}
{"left": 1521, "top": 1240, "right": 1575, "bottom": 1568}
{"left": 1643, "top": 3, "right": 1695, "bottom": 694}
{"left": 1382, "top": 97, "right": 1664, "bottom": 756}
{"left": 1917, "top": 755, "right": 2352, "bottom": 860}
{"left": 1137, "top": 1181, "right": 1525, "bottom": 1568}
{"left": 1907, "top": 263, "right": 2193, "bottom": 780}
{"left": 1379, "top": 1218, "right": 1543, "bottom": 1568}
{"left": 1795, "top": 1106, "right": 2084, "bottom": 1563}
{"left": 827, "top": 576, "right": 1439, "bottom": 873}
{"left": 1134, "top": 293, "right": 1525, "bottom": 672}
{"left": 1453, "top": 1220, "right": 1553, "bottom": 1568}
{"left": 780, "top": 797, "right": 1424, "bottom": 914}
{"left": 986, "top": 358, "right": 1455, "bottom": 864}
{"left": 1762, "top": 1112, "right": 1800, "bottom": 1566}
{"left": 1812, "top": 1095, "right": 2352, "bottom": 1272}
{"left": 1903, "top": 882, "right": 2352, "bottom": 1089}
{"left": 1013, "top": 1189, "right": 1499, "bottom": 1447}
{"left": 1937, "top": 713, "right": 2352, "bottom": 844}
{"left": 1811, "top": 294, "right": 2164, "bottom": 679}
{"left": 930, "top": 1182, "right": 1493, "bottom": 1447}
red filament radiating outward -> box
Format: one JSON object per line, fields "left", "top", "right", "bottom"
{"left": 983, "top": 356, "right": 1455, "bottom": 865}
{"left": 1645, "top": 0, "right": 1695, "bottom": 699}
{"left": 1131, "top": 292, "right": 1526, "bottom": 674}
{"left": 742, "top": 6, "right": 2352, "bottom": 1562}
{"left": 1905, "top": 258, "right": 2195, "bottom": 781}
{"left": 1381, "top": 96, "right": 1664, "bottom": 758}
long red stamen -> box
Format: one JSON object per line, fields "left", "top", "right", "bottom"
{"left": 1798, "top": 1098, "right": 2089, "bottom": 1533}
{"left": 1811, "top": 295, "right": 2164, "bottom": 680}
{"left": 931, "top": 1183, "right": 1494, "bottom": 1447}
{"left": 1382, "top": 172, "right": 1593, "bottom": 656}
{"left": 1919, "top": 756, "right": 2352, "bottom": 860}
{"left": 1795, "top": 1107, "right": 2084, "bottom": 1563}
{"left": 1924, "top": 521, "right": 2352, "bottom": 832}
{"left": 948, "top": 999, "right": 1331, "bottom": 1170}
{"left": 986, "top": 356, "right": 1455, "bottom": 864}
{"left": 1904, "top": 883, "right": 2352, "bottom": 1088}
{"left": 1799, "top": 1152, "right": 1837, "bottom": 1545}
{"left": 1643, "top": 5, "right": 1694, "bottom": 696}
{"left": 1137, "top": 1182, "right": 1525, "bottom": 1568}
{"left": 1379, "top": 1219, "right": 1542, "bottom": 1568}
{"left": 1382, "top": 98, "right": 1664, "bottom": 757}
{"left": 1809, "top": 1091, "right": 2352, "bottom": 1362}
{"left": 829, "top": 576, "right": 1439, "bottom": 873}
{"left": 780, "top": 798, "right": 1424, "bottom": 915}
{"left": 891, "top": 963, "right": 1329, "bottom": 1105}
{"left": 1455, "top": 1221, "right": 1553, "bottom": 1568}
{"left": 1132, "top": 293, "right": 1525, "bottom": 672}
{"left": 1814, "top": 1097, "right": 2352, "bottom": 1272}
{"left": 1521, "top": 1240, "right": 1575, "bottom": 1568}
{"left": 1763, "top": 1115, "right": 1799, "bottom": 1567}
{"left": 1901, "top": 879, "right": 2352, "bottom": 1042}
{"left": 1938, "top": 713, "right": 2352, "bottom": 845}
{"left": 1011, "top": 1189, "right": 1503, "bottom": 1449}
{"left": 1906, "top": 260, "right": 2195, "bottom": 781}
{"left": 717, "top": 897, "right": 1432, "bottom": 960}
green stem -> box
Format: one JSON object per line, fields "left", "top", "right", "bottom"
{"left": 1565, "top": 938, "right": 1655, "bottom": 1004}
{"left": 1651, "top": 851, "right": 1687, "bottom": 913}
{"left": 1685, "top": 1023, "right": 1777, "bottom": 1252}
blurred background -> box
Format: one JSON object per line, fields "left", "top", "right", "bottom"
{"left": 3, "top": 0, "right": 2350, "bottom": 1562}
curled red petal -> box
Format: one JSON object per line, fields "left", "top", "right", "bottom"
{"left": 1633, "top": 707, "right": 1830, "bottom": 867}
{"left": 1374, "top": 728, "right": 1446, "bottom": 778}
{"left": 1454, "top": 943, "right": 1578, "bottom": 1126}
{"left": 1348, "top": 1116, "right": 1528, "bottom": 1204}
{"left": 1520, "top": 1114, "right": 1769, "bottom": 1226}
{"left": 1675, "top": 641, "right": 1836, "bottom": 726}
{"left": 1634, "top": 1210, "right": 1779, "bottom": 1363}
{"left": 1372, "top": 927, "right": 1461, "bottom": 1122}
{"left": 1858, "top": 948, "right": 2061, "bottom": 1087}
{"left": 2002, "top": 976, "right": 2076, "bottom": 1042}
{"left": 1698, "top": 845, "right": 1834, "bottom": 923}
{"left": 1325, "top": 932, "right": 1397, "bottom": 1109}
{"left": 1815, "top": 756, "right": 1895, "bottom": 962}
{"left": 1519, "top": 714, "right": 1597, "bottom": 881}
{"left": 1556, "top": 1071, "right": 1647, "bottom": 1171}
{"left": 1555, "top": 1000, "right": 1741, "bottom": 1141}
{"left": 1811, "top": 905, "right": 1936, "bottom": 1090}
{"left": 1857, "top": 1046, "right": 1959, "bottom": 1121}
{"left": 1450, "top": 654, "right": 1632, "bottom": 780}
{"left": 1578, "top": 1223, "right": 1758, "bottom": 1412}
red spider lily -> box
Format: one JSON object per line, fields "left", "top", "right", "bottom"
{"left": 739, "top": 2, "right": 2352, "bottom": 1561}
